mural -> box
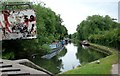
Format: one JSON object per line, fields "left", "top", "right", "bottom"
{"left": 0, "top": 9, "right": 37, "bottom": 40}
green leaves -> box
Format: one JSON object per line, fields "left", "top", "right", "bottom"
{"left": 76, "top": 15, "right": 120, "bottom": 49}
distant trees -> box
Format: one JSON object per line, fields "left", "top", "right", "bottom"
{"left": 76, "top": 15, "right": 120, "bottom": 50}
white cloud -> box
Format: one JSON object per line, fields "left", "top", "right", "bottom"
{"left": 36, "top": 0, "right": 118, "bottom": 34}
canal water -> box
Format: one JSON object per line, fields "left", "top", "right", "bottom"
{"left": 31, "top": 43, "right": 107, "bottom": 74}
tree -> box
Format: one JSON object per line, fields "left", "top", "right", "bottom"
{"left": 75, "top": 15, "right": 120, "bottom": 50}
{"left": 77, "top": 15, "right": 115, "bottom": 40}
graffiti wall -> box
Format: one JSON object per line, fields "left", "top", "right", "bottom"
{"left": 0, "top": 9, "right": 37, "bottom": 40}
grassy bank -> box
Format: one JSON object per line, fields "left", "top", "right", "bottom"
{"left": 58, "top": 43, "right": 118, "bottom": 75}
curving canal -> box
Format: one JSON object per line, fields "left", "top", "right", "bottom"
{"left": 31, "top": 43, "right": 108, "bottom": 74}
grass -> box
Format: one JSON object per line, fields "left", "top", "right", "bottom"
{"left": 58, "top": 43, "right": 118, "bottom": 75}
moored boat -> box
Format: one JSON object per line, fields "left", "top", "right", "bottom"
{"left": 80, "top": 40, "right": 90, "bottom": 46}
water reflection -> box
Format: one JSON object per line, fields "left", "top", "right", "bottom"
{"left": 31, "top": 48, "right": 67, "bottom": 74}
{"left": 76, "top": 44, "right": 107, "bottom": 65}
{"left": 59, "top": 43, "right": 80, "bottom": 72}
{"left": 31, "top": 43, "right": 108, "bottom": 74}
{"left": 32, "top": 56, "right": 62, "bottom": 74}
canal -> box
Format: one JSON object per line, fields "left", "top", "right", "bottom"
{"left": 31, "top": 43, "right": 108, "bottom": 74}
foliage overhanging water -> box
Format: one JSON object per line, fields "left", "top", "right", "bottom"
{"left": 31, "top": 43, "right": 108, "bottom": 74}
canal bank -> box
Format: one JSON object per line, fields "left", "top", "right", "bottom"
{"left": 58, "top": 43, "right": 118, "bottom": 75}
{"left": 31, "top": 43, "right": 109, "bottom": 75}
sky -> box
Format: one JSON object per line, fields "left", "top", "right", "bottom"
{"left": 32, "top": 0, "right": 119, "bottom": 34}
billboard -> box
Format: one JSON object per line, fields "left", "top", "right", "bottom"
{"left": 0, "top": 3, "right": 37, "bottom": 40}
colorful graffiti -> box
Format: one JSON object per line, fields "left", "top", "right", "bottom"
{"left": 0, "top": 9, "right": 37, "bottom": 40}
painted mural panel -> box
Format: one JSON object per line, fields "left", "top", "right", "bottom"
{"left": 0, "top": 9, "right": 37, "bottom": 40}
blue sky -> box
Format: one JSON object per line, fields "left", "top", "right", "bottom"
{"left": 31, "top": 0, "right": 119, "bottom": 34}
